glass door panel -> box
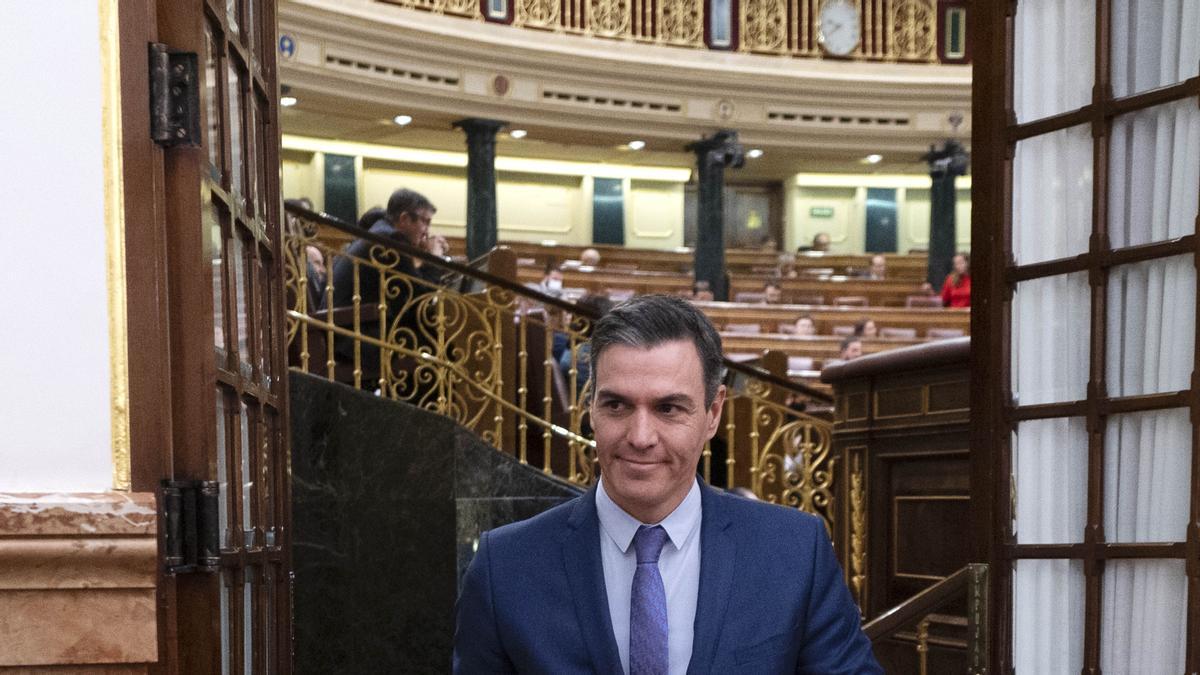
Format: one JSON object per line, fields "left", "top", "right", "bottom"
{"left": 1013, "top": 418, "right": 1087, "bottom": 544}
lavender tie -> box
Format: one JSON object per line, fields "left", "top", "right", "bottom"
{"left": 629, "top": 525, "right": 670, "bottom": 675}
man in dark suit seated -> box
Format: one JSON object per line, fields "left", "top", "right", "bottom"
{"left": 453, "top": 295, "right": 881, "bottom": 674}
{"left": 328, "top": 189, "right": 440, "bottom": 388}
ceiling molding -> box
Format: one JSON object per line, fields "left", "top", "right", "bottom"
{"left": 277, "top": 0, "right": 973, "bottom": 178}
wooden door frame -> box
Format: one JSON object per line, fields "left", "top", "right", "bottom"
{"left": 116, "top": 1, "right": 290, "bottom": 672}
{"left": 967, "top": 1, "right": 1004, "bottom": 673}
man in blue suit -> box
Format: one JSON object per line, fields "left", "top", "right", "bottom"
{"left": 454, "top": 295, "right": 881, "bottom": 674}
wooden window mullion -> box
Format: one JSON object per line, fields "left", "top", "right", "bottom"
{"left": 1082, "top": 0, "right": 1112, "bottom": 662}
{"left": 1187, "top": 169, "right": 1200, "bottom": 672}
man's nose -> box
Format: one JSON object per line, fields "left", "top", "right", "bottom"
{"left": 625, "top": 409, "right": 659, "bottom": 449}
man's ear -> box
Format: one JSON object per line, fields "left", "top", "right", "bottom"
{"left": 705, "top": 384, "right": 727, "bottom": 439}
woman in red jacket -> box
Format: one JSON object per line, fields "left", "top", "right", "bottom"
{"left": 941, "top": 253, "right": 971, "bottom": 308}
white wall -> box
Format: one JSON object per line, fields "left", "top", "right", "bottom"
{"left": 0, "top": 4, "right": 114, "bottom": 491}
{"left": 626, "top": 180, "right": 685, "bottom": 249}
{"left": 285, "top": 139, "right": 692, "bottom": 248}
{"left": 787, "top": 174, "right": 973, "bottom": 254}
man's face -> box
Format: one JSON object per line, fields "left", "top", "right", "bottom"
{"left": 395, "top": 207, "right": 434, "bottom": 245}
{"left": 764, "top": 285, "right": 782, "bottom": 304}
{"left": 870, "top": 256, "right": 886, "bottom": 277}
{"left": 841, "top": 340, "right": 863, "bottom": 360}
{"left": 813, "top": 233, "right": 831, "bottom": 251}
{"left": 591, "top": 340, "right": 725, "bottom": 523}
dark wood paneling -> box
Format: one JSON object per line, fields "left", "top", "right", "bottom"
{"left": 825, "top": 339, "right": 973, "bottom": 666}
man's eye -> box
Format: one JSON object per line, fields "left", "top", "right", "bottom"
{"left": 657, "top": 404, "right": 680, "bottom": 414}
{"left": 602, "top": 400, "right": 625, "bottom": 411}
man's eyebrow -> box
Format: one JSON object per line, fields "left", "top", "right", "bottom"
{"left": 655, "top": 393, "right": 697, "bottom": 408}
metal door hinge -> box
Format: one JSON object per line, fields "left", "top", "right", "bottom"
{"left": 148, "top": 42, "right": 200, "bottom": 147}
{"left": 161, "top": 479, "right": 220, "bottom": 574}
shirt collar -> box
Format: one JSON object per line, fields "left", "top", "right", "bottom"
{"left": 596, "top": 477, "right": 702, "bottom": 554}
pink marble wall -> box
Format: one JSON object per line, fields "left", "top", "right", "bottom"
{"left": 0, "top": 493, "right": 157, "bottom": 669}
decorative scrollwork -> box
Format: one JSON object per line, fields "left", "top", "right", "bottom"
{"left": 849, "top": 449, "right": 867, "bottom": 607}
{"left": 658, "top": 0, "right": 704, "bottom": 45}
{"left": 892, "top": 0, "right": 937, "bottom": 61}
{"left": 740, "top": 0, "right": 787, "bottom": 52}
{"left": 589, "top": 0, "right": 631, "bottom": 36}
{"left": 736, "top": 381, "right": 835, "bottom": 533}
{"left": 283, "top": 208, "right": 837, "bottom": 520}
{"left": 515, "top": 0, "right": 560, "bottom": 29}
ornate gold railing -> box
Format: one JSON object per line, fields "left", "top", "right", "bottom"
{"left": 283, "top": 204, "right": 835, "bottom": 527}
{"left": 378, "top": 0, "right": 942, "bottom": 62}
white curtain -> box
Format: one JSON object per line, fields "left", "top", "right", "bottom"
{"left": 1012, "top": 273, "right": 1090, "bottom": 406}
{"left": 1009, "top": 270, "right": 1089, "bottom": 674}
{"left": 1012, "top": 126, "right": 1093, "bottom": 265}
{"left": 1012, "top": 1, "right": 1198, "bottom": 669}
{"left": 1102, "top": 5, "right": 1199, "bottom": 664}
{"left": 1102, "top": 410, "right": 1189, "bottom": 673}
{"left": 1110, "top": 0, "right": 1200, "bottom": 98}
{"left": 1012, "top": 560, "right": 1085, "bottom": 672}
{"left": 1015, "top": 418, "right": 1088, "bottom": 545}
{"left": 1013, "top": 0, "right": 1095, "bottom": 123}
{"left": 1109, "top": 99, "right": 1200, "bottom": 249}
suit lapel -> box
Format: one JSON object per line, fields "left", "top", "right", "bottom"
{"left": 562, "top": 487, "right": 624, "bottom": 675}
{"left": 686, "top": 483, "right": 737, "bottom": 675}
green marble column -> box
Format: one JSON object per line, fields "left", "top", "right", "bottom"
{"left": 453, "top": 118, "right": 506, "bottom": 260}
{"left": 922, "top": 140, "right": 970, "bottom": 290}
{"left": 686, "top": 130, "right": 744, "bottom": 301}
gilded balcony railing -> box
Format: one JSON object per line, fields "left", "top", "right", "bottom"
{"left": 283, "top": 204, "right": 836, "bottom": 528}
{"left": 378, "top": 0, "right": 941, "bottom": 62}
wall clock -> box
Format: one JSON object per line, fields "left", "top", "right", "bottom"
{"left": 818, "top": 0, "right": 861, "bottom": 57}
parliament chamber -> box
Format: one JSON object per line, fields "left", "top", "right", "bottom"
{"left": 3, "top": 0, "right": 1198, "bottom": 673}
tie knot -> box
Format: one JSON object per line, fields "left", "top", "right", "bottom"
{"left": 632, "top": 525, "right": 669, "bottom": 565}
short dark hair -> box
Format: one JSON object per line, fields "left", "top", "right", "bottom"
{"left": 839, "top": 336, "right": 861, "bottom": 352}
{"left": 357, "top": 206, "right": 386, "bottom": 230}
{"left": 543, "top": 259, "right": 560, "bottom": 276}
{"left": 385, "top": 188, "right": 436, "bottom": 221}
{"left": 589, "top": 294, "right": 724, "bottom": 406}
{"left": 853, "top": 317, "right": 874, "bottom": 335}
{"left": 572, "top": 294, "right": 615, "bottom": 338}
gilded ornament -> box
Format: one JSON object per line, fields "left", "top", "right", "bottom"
{"left": 891, "top": 0, "right": 936, "bottom": 60}
{"left": 741, "top": 0, "right": 788, "bottom": 52}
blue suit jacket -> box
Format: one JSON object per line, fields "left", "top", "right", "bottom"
{"left": 453, "top": 481, "right": 882, "bottom": 674}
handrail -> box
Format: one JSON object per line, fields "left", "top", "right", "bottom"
{"left": 284, "top": 203, "right": 832, "bottom": 404}
{"left": 862, "top": 563, "right": 990, "bottom": 673}
{"left": 283, "top": 203, "right": 837, "bottom": 525}
{"left": 863, "top": 566, "right": 970, "bottom": 640}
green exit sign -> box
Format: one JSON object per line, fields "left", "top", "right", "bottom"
{"left": 810, "top": 206, "right": 835, "bottom": 218}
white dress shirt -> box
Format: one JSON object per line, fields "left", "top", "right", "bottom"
{"left": 596, "top": 477, "right": 702, "bottom": 675}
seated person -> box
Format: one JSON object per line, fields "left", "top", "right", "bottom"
{"left": 531, "top": 261, "right": 564, "bottom": 298}
{"left": 941, "top": 253, "right": 971, "bottom": 308}
{"left": 328, "top": 189, "right": 439, "bottom": 387}
{"left": 580, "top": 247, "right": 601, "bottom": 268}
{"left": 866, "top": 254, "right": 887, "bottom": 280}
{"left": 838, "top": 336, "right": 862, "bottom": 361}
{"left": 853, "top": 317, "right": 877, "bottom": 338}
{"left": 304, "top": 244, "right": 327, "bottom": 308}
{"left": 797, "top": 232, "right": 831, "bottom": 253}
{"left": 557, "top": 294, "right": 615, "bottom": 395}
{"left": 763, "top": 279, "right": 783, "bottom": 304}
{"left": 691, "top": 279, "right": 715, "bottom": 302}
{"left": 793, "top": 314, "right": 817, "bottom": 337}
{"left": 776, "top": 252, "right": 798, "bottom": 279}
